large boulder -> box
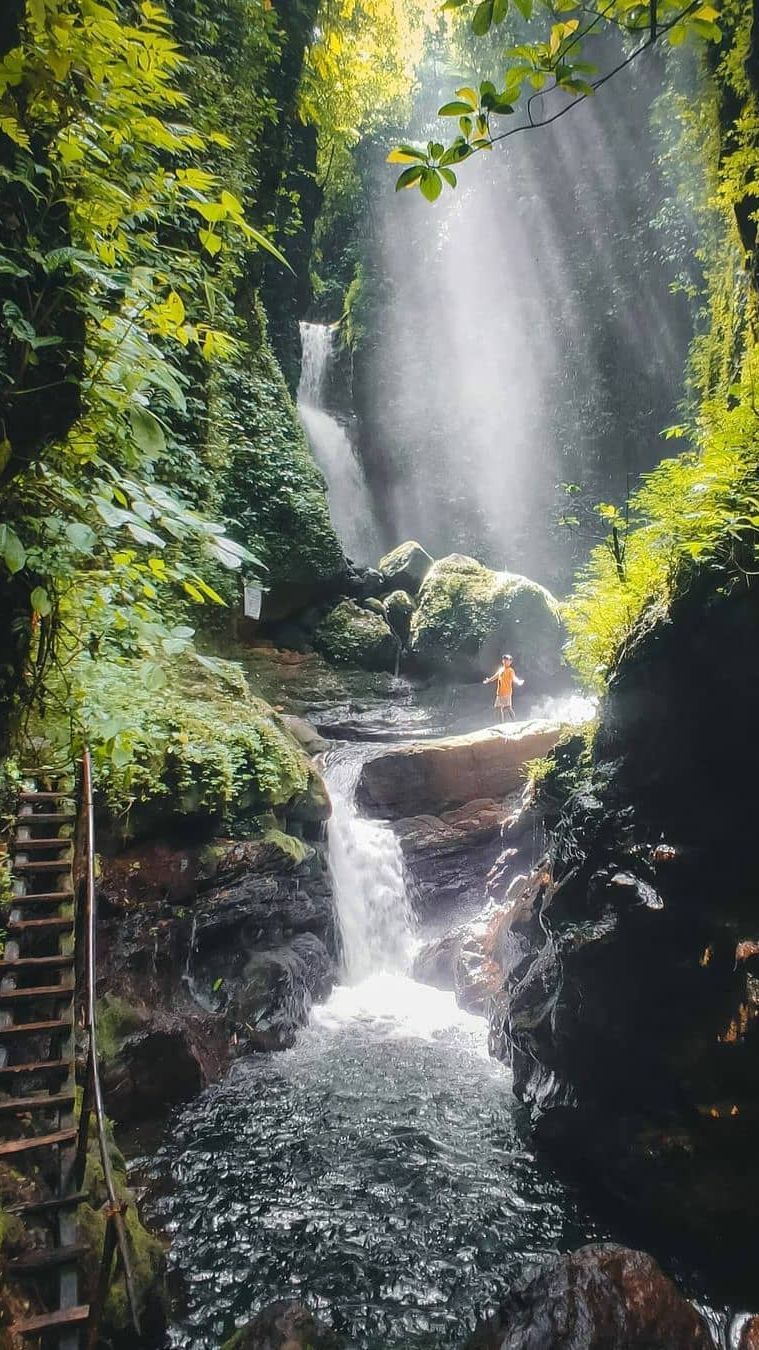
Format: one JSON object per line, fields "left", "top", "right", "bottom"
{"left": 465, "top": 1246, "right": 712, "bottom": 1349}
{"left": 410, "top": 554, "right": 563, "bottom": 684}
{"left": 383, "top": 589, "right": 416, "bottom": 644}
{"left": 231, "top": 932, "right": 336, "bottom": 1051}
{"left": 378, "top": 540, "right": 433, "bottom": 593}
{"left": 312, "top": 599, "right": 398, "bottom": 671}
{"left": 356, "top": 721, "right": 562, "bottom": 819}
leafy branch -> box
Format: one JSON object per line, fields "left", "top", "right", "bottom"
{"left": 388, "top": 0, "right": 721, "bottom": 198}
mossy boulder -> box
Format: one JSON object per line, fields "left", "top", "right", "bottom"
{"left": 410, "top": 554, "right": 564, "bottom": 685}
{"left": 379, "top": 540, "right": 433, "bottom": 594}
{"left": 384, "top": 589, "right": 415, "bottom": 644}
{"left": 312, "top": 599, "right": 398, "bottom": 671}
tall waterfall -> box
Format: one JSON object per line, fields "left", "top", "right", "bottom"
{"left": 322, "top": 749, "right": 414, "bottom": 983}
{"left": 297, "top": 322, "right": 380, "bottom": 564}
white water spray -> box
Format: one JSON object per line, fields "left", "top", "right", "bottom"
{"left": 297, "top": 322, "right": 380, "bottom": 563}
{"left": 322, "top": 750, "right": 414, "bottom": 984}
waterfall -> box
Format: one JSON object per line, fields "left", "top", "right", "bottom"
{"left": 322, "top": 749, "right": 414, "bottom": 983}
{"left": 297, "top": 322, "right": 380, "bottom": 564}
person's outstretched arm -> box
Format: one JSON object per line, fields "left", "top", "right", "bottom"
{"left": 514, "top": 673, "right": 524, "bottom": 687}
{"left": 483, "top": 670, "right": 499, "bottom": 685}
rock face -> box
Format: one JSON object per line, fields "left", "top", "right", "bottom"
{"left": 356, "top": 721, "right": 562, "bottom": 819}
{"left": 488, "top": 575, "right": 759, "bottom": 1292}
{"left": 378, "top": 539, "right": 433, "bottom": 593}
{"left": 465, "top": 1246, "right": 713, "bottom": 1349}
{"left": 393, "top": 797, "right": 509, "bottom": 914}
{"left": 223, "top": 1301, "right": 342, "bottom": 1349}
{"left": 409, "top": 554, "right": 563, "bottom": 684}
{"left": 97, "top": 823, "right": 338, "bottom": 1118}
{"left": 312, "top": 598, "right": 398, "bottom": 671}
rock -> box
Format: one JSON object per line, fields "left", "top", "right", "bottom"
{"left": 383, "top": 589, "right": 415, "bottom": 644}
{"left": 312, "top": 598, "right": 398, "bottom": 671}
{"left": 394, "top": 797, "right": 511, "bottom": 913}
{"left": 223, "top": 1301, "right": 342, "bottom": 1349}
{"left": 465, "top": 1245, "right": 713, "bottom": 1349}
{"left": 378, "top": 540, "right": 433, "bottom": 594}
{"left": 232, "top": 933, "right": 336, "bottom": 1052}
{"left": 487, "top": 573, "right": 759, "bottom": 1292}
{"left": 413, "top": 906, "right": 511, "bottom": 1015}
{"left": 200, "top": 832, "right": 311, "bottom": 885}
{"left": 363, "top": 596, "right": 386, "bottom": 618}
{"left": 279, "top": 713, "right": 329, "bottom": 755}
{"left": 102, "top": 1025, "right": 205, "bottom": 1124}
{"left": 356, "top": 722, "right": 562, "bottom": 819}
{"left": 738, "top": 1316, "right": 759, "bottom": 1350}
{"left": 409, "top": 554, "right": 563, "bottom": 684}
{"left": 287, "top": 765, "right": 331, "bottom": 825}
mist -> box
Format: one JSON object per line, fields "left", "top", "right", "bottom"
{"left": 351, "top": 46, "right": 698, "bottom": 589}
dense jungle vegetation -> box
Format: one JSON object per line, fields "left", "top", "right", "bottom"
{"left": 0, "top": 0, "right": 757, "bottom": 809}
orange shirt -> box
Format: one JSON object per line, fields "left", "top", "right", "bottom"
{"left": 496, "top": 665, "right": 515, "bottom": 697}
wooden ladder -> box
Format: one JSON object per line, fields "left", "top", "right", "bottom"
{"left": 0, "top": 768, "right": 90, "bottom": 1342}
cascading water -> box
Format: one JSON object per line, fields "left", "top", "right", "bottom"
{"left": 323, "top": 747, "right": 414, "bottom": 982}
{"left": 297, "top": 322, "right": 380, "bottom": 564}
{"left": 147, "top": 730, "right": 606, "bottom": 1350}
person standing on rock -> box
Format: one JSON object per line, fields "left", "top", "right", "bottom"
{"left": 483, "top": 654, "right": 523, "bottom": 723}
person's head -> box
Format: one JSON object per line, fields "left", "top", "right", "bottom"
{"left": 502, "top": 654, "right": 513, "bottom": 666}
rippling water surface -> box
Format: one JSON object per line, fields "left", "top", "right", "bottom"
{"left": 149, "top": 974, "right": 603, "bottom": 1348}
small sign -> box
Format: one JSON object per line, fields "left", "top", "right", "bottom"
{"left": 243, "top": 584, "right": 262, "bottom": 620}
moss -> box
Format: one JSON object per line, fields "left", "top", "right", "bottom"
{"left": 40, "top": 651, "right": 315, "bottom": 835}
{"left": 218, "top": 299, "right": 345, "bottom": 589}
{"left": 96, "top": 994, "right": 146, "bottom": 1064}
{"left": 410, "top": 554, "right": 563, "bottom": 683}
{"left": 312, "top": 599, "right": 398, "bottom": 671}
{"left": 78, "top": 1117, "right": 165, "bottom": 1343}
{"left": 383, "top": 590, "right": 415, "bottom": 644}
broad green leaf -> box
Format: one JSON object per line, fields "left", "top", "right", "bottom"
{"left": 512, "top": 0, "right": 532, "bottom": 15}
{"left": 198, "top": 228, "right": 222, "bottom": 256}
{"left": 439, "top": 168, "right": 457, "bottom": 188}
{"left": 65, "top": 522, "right": 97, "bottom": 553}
{"left": 438, "top": 101, "right": 476, "bottom": 116}
{"left": 472, "top": 0, "right": 494, "bottom": 33}
{"left": 30, "top": 586, "right": 52, "bottom": 617}
{"left": 387, "top": 146, "right": 428, "bottom": 162}
{"left": 395, "top": 165, "right": 424, "bottom": 190}
{"left": 130, "top": 406, "right": 167, "bottom": 458}
{"left": 2, "top": 526, "right": 26, "bottom": 575}
{"left": 455, "top": 87, "right": 479, "bottom": 109}
{"left": 127, "top": 522, "right": 165, "bottom": 547}
{"left": 420, "top": 169, "right": 443, "bottom": 202}
{"left": 493, "top": 0, "right": 509, "bottom": 21}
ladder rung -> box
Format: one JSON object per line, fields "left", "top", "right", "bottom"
{"left": 0, "top": 1090, "right": 75, "bottom": 1116}
{"left": 0, "top": 1059, "right": 72, "bottom": 1077}
{"left": 12, "top": 860, "right": 72, "bottom": 873}
{"left": 0, "top": 1020, "right": 72, "bottom": 1037}
{"left": 0, "top": 986, "right": 74, "bottom": 1003}
{"left": 0, "top": 956, "right": 75, "bottom": 972}
{"left": 9, "top": 1242, "right": 86, "bottom": 1273}
{"left": 9, "top": 1189, "right": 87, "bottom": 1216}
{"left": 8, "top": 918, "right": 73, "bottom": 932}
{"left": 6, "top": 891, "right": 75, "bottom": 905}
{"left": 18, "top": 791, "right": 76, "bottom": 802}
{"left": 12, "top": 839, "right": 73, "bottom": 851}
{"left": 12, "top": 1304, "right": 90, "bottom": 1335}
{"left": 0, "top": 1127, "right": 76, "bottom": 1156}
{"left": 14, "top": 814, "right": 76, "bottom": 827}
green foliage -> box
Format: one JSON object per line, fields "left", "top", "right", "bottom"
{"left": 35, "top": 649, "right": 314, "bottom": 832}
{"left": 95, "top": 994, "right": 147, "bottom": 1064}
{"left": 564, "top": 0, "right": 759, "bottom": 690}
{"left": 218, "top": 301, "right": 344, "bottom": 585}
{"left": 389, "top": 0, "right": 723, "bottom": 195}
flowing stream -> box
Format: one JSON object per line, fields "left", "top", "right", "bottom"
{"left": 297, "top": 323, "right": 380, "bottom": 564}
{"left": 148, "top": 735, "right": 606, "bottom": 1349}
